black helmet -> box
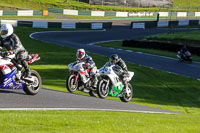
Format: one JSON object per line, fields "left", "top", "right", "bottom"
{"left": 109, "top": 54, "right": 119, "bottom": 64}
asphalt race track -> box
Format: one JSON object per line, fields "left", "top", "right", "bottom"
{"left": 0, "top": 88, "right": 180, "bottom": 114}
{"left": 1, "top": 26, "right": 199, "bottom": 114}
{"left": 31, "top": 26, "right": 200, "bottom": 79}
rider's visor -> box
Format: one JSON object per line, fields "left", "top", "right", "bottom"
{"left": 77, "top": 53, "right": 84, "bottom": 59}
{"left": 1, "top": 30, "right": 8, "bottom": 35}
{"left": 109, "top": 58, "right": 117, "bottom": 64}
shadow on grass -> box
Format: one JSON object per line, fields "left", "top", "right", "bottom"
{"left": 129, "top": 63, "right": 200, "bottom": 109}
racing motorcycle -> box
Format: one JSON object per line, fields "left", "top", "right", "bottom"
{"left": 177, "top": 51, "right": 192, "bottom": 64}
{"left": 66, "top": 62, "right": 97, "bottom": 96}
{"left": 0, "top": 52, "right": 42, "bottom": 95}
{"left": 97, "top": 62, "right": 134, "bottom": 102}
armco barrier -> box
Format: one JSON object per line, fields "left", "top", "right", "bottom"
{"left": 0, "top": 20, "right": 112, "bottom": 29}
{"left": 131, "top": 20, "right": 200, "bottom": 29}
{"left": 0, "top": 10, "right": 46, "bottom": 16}
{"left": 48, "top": 8, "right": 200, "bottom": 18}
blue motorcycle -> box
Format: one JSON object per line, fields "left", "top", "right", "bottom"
{"left": 0, "top": 52, "right": 41, "bottom": 95}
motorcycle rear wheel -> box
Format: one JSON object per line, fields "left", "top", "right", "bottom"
{"left": 23, "top": 70, "right": 42, "bottom": 95}
{"left": 97, "top": 79, "right": 109, "bottom": 99}
{"left": 120, "top": 83, "right": 133, "bottom": 102}
{"left": 66, "top": 75, "right": 78, "bottom": 93}
{"left": 188, "top": 59, "right": 192, "bottom": 64}
{"left": 89, "top": 90, "right": 97, "bottom": 97}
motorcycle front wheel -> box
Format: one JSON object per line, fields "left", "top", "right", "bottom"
{"left": 66, "top": 74, "right": 78, "bottom": 93}
{"left": 120, "top": 83, "right": 133, "bottom": 102}
{"left": 23, "top": 70, "right": 42, "bottom": 95}
{"left": 97, "top": 79, "right": 109, "bottom": 99}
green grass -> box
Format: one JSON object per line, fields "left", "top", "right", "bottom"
{"left": 0, "top": 0, "right": 66, "bottom": 10}
{"left": 1, "top": 0, "right": 200, "bottom": 12}
{"left": 0, "top": 110, "right": 200, "bottom": 133}
{"left": 144, "top": 30, "right": 200, "bottom": 48}
{"left": 0, "top": 16, "right": 58, "bottom": 20}
{"left": 173, "top": 0, "right": 200, "bottom": 8}
{"left": 96, "top": 41, "right": 200, "bottom": 62}
{"left": 0, "top": 27, "right": 200, "bottom": 132}
{"left": 0, "top": 5, "right": 23, "bottom": 10}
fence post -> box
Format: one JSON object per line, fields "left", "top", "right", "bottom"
{"left": 157, "top": 13, "right": 160, "bottom": 22}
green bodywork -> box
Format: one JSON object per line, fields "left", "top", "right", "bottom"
{"left": 109, "top": 83, "right": 124, "bottom": 97}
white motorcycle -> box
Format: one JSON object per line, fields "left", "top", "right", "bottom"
{"left": 97, "top": 62, "right": 134, "bottom": 102}
{"left": 0, "top": 52, "right": 41, "bottom": 95}
{"left": 66, "top": 62, "right": 97, "bottom": 97}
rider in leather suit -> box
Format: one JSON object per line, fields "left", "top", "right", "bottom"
{"left": 76, "top": 49, "right": 98, "bottom": 88}
{"left": 180, "top": 45, "right": 188, "bottom": 59}
{"left": 109, "top": 54, "right": 129, "bottom": 91}
{"left": 0, "top": 24, "right": 30, "bottom": 78}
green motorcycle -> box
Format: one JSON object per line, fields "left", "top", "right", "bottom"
{"left": 97, "top": 62, "right": 134, "bottom": 102}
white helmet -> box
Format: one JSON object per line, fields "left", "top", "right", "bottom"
{"left": 76, "top": 49, "right": 85, "bottom": 60}
{"left": 1, "top": 24, "right": 14, "bottom": 38}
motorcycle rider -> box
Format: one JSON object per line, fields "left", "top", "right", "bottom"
{"left": 180, "top": 45, "right": 188, "bottom": 59}
{"left": 0, "top": 24, "right": 31, "bottom": 78}
{"left": 109, "top": 54, "right": 129, "bottom": 92}
{"left": 75, "top": 49, "right": 98, "bottom": 88}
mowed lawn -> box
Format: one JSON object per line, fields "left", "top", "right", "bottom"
{"left": 0, "top": 27, "right": 200, "bottom": 132}
{"left": 144, "top": 30, "right": 200, "bottom": 48}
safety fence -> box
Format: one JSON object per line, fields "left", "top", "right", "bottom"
{"left": 48, "top": 8, "right": 200, "bottom": 17}
{"left": 131, "top": 20, "right": 200, "bottom": 29}
{"left": 0, "top": 20, "right": 112, "bottom": 29}
{"left": 0, "top": 10, "right": 48, "bottom": 16}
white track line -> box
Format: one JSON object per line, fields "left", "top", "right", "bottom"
{"left": 125, "top": 50, "right": 133, "bottom": 52}
{"left": 87, "top": 40, "right": 122, "bottom": 46}
{"left": 87, "top": 40, "right": 200, "bottom": 65}
{"left": 0, "top": 108, "right": 178, "bottom": 114}
{"left": 29, "top": 29, "right": 106, "bottom": 40}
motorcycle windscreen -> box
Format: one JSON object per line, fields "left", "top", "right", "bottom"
{"left": 127, "top": 71, "right": 134, "bottom": 81}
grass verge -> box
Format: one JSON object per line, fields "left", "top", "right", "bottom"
{"left": 96, "top": 41, "right": 200, "bottom": 62}
{"left": 1, "top": 0, "right": 200, "bottom": 12}
{"left": 0, "top": 110, "right": 200, "bottom": 133}
{"left": 143, "top": 30, "right": 200, "bottom": 48}
{"left": 0, "top": 16, "right": 58, "bottom": 20}
{"left": 0, "top": 27, "right": 200, "bottom": 132}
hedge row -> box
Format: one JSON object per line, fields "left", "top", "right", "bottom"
{"left": 122, "top": 40, "right": 200, "bottom": 56}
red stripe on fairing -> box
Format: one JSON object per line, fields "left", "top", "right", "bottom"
{"left": 0, "top": 65, "right": 8, "bottom": 70}
{"left": 27, "top": 54, "right": 39, "bottom": 64}
{"left": 8, "top": 64, "right": 15, "bottom": 67}
{"left": 72, "top": 73, "right": 78, "bottom": 81}
{"left": 27, "top": 60, "right": 33, "bottom": 64}
{"left": 79, "top": 72, "right": 86, "bottom": 74}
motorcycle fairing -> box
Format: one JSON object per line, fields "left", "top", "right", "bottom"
{"left": 109, "top": 83, "right": 124, "bottom": 97}
{"left": 0, "top": 68, "right": 24, "bottom": 89}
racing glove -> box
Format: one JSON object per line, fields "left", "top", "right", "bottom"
{"left": 4, "top": 50, "right": 13, "bottom": 57}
